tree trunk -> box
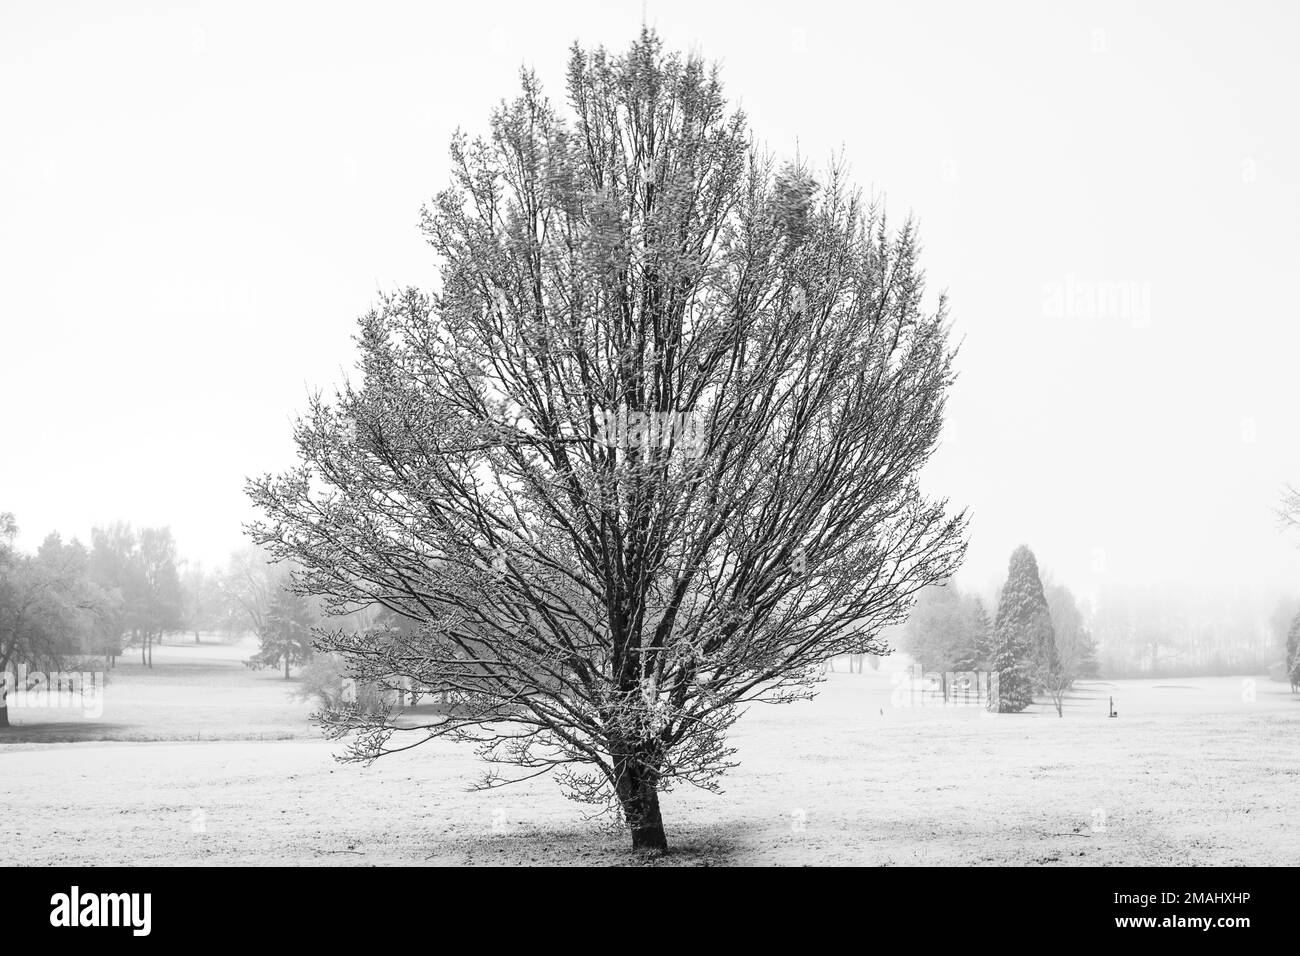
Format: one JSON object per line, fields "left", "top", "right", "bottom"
{"left": 194, "top": 630, "right": 200, "bottom": 644}
{"left": 0, "top": 699, "right": 8, "bottom": 728}
{"left": 614, "top": 752, "right": 667, "bottom": 851}
{"left": 284, "top": 654, "right": 290, "bottom": 680}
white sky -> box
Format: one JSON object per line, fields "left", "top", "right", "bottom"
{"left": 2, "top": 0, "right": 1299, "bottom": 603}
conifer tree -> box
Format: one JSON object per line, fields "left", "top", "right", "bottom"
{"left": 246, "top": 587, "right": 316, "bottom": 679}
{"left": 990, "top": 545, "right": 1056, "bottom": 712}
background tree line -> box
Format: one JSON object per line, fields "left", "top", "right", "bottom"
{"left": 0, "top": 514, "right": 186, "bottom": 681}
{"left": 891, "top": 545, "right": 1099, "bottom": 714}
{"left": 891, "top": 541, "right": 1300, "bottom": 708}
{"left": 0, "top": 511, "right": 350, "bottom": 728}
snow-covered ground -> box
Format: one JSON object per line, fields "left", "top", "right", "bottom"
{"left": 2, "top": 640, "right": 1297, "bottom": 865}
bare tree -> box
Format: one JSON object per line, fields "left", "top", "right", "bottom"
{"left": 1287, "top": 612, "right": 1300, "bottom": 694}
{"left": 1035, "top": 662, "right": 1068, "bottom": 717}
{"left": 221, "top": 547, "right": 278, "bottom": 639}
{"left": 181, "top": 562, "right": 225, "bottom": 643}
{"left": 1280, "top": 484, "right": 1300, "bottom": 533}
{"left": 247, "top": 30, "right": 967, "bottom": 850}
{"left": 136, "top": 527, "right": 182, "bottom": 666}
{"left": 1033, "top": 644, "right": 1083, "bottom": 717}
{"left": 1278, "top": 488, "right": 1300, "bottom": 691}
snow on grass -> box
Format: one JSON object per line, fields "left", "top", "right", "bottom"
{"left": 2, "top": 646, "right": 1297, "bottom": 865}
{"left": 1, "top": 635, "right": 316, "bottom": 743}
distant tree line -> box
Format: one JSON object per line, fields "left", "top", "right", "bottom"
{"left": 892, "top": 536, "right": 1300, "bottom": 703}
{"left": 0, "top": 514, "right": 181, "bottom": 725}
{"left": 1089, "top": 585, "right": 1283, "bottom": 678}
{"left": 0, "top": 511, "right": 348, "bottom": 727}
{"left": 0, "top": 516, "right": 186, "bottom": 670}
{"left": 0, "top": 507, "right": 443, "bottom": 736}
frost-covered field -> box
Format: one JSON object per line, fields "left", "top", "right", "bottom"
{"left": 2, "top": 640, "right": 1297, "bottom": 865}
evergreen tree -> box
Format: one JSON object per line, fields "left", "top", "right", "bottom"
{"left": 246, "top": 587, "right": 316, "bottom": 679}
{"left": 990, "top": 545, "right": 1057, "bottom": 712}
{"left": 988, "top": 622, "right": 1033, "bottom": 713}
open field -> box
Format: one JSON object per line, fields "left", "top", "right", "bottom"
{"left": 0, "top": 637, "right": 317, "bottom": 743}
{"left": 2, "top": 640, "right": 1298, "bottom": 865}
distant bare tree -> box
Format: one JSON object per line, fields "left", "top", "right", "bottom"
{"left": 181, "top": 562, "right": 225, "bottom": 643}
{"left": 247, "top": 31, "right": 966, "bottom": 850}
{"left": 898, "top": 579, "right": 984, "bottom": 680}
{"left": 135, "top": 527, "right": 182, "bottom": 665}
{"left": 1280, "top": 484, "right": 1300, "bottom": 534}
{"left": 1044, "top": 582, "right": 1098, "bottom": 679}
{"left": 1034, "top": 649, "right": 1079, "bottom": 718}
{"left": 88, "top": 523, "right": 182, "bottom": 668}
{"left": 221, "top": 547, "right": 277, "bottom": 639}
{"left": 1287, "top": 613, "right": 1300, "bottom": 694}
{"left": 1278, "top": 488, "right": 1300, "bottom": 692}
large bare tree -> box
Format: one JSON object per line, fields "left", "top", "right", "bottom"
{"left": 248, "top": 30, "right": 967, "bottom": 850}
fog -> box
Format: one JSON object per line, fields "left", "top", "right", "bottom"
{"left": 3, "top": 0, "right": 1299, "bottom": 610}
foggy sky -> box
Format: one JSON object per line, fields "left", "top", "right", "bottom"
{"left": 3, "top": 0, "right": 1299, "bottom": 604}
